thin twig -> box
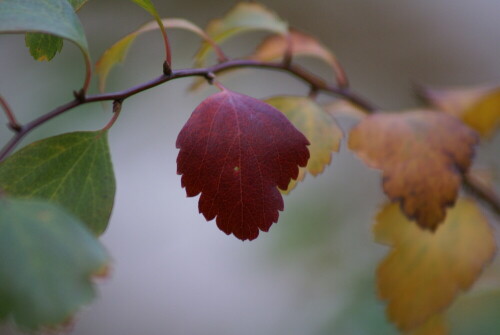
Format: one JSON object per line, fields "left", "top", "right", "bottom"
{"left": 0, "top": 95, "right": 21, "bottom": 132}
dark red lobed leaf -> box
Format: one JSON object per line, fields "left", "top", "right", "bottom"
{"left": 176, "top": 90, "right": 310, "bottom": 240}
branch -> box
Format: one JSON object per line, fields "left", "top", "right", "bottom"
{"left": 1, "top": 57, "right": 498, "bottom": 224}
{"left": 0, "top": 59, "right": 376, "bottom": 161}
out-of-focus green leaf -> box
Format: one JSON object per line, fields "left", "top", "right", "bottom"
{"left": 449, "top": 290, "right": 500, "bottom": 335}
{"left": 0, "top": 198, "right": 109, "bottom": 331}
{"left": 24, "top": 0, "right": 90, "bottom": 61}
{"left": 265, "top": 96, "right": 342, "bottom": 193}
{"left": 0, "top": 0, "right": 89, "bottom": 62}
{"left": 195, "top": 2, "right": 288, "bottom": 66}
{"left": 0, "top": 131, "right": 115, "bottom": 235}
{"left": 96, "top": 18, "right": 209, "bottom": 92}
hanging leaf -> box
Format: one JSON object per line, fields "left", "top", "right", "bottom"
{"left": 375, "top": 199, "right": 496, "bottom": 331}
{"left": 0, "top": 198, "right": 109, "bottom": 332}
{"left": 253, "top": 29, "right": 347, "bottom": 86}
{"left": 0, "top": 0, "right": 90, "bottom": 64}
{"left": 421, "top": 86, "right": 500, "bottom": 138}
{"left": 176, "top": 89, "right": 309, "bottom": 240}
{"left": 0, "top": 131, "right": 115, "bottom": 236}
{"left": 96, "top": 18, "right": 212, "bottom": 92}
{"left": 194, "top": 2, "right": 288, "bottom": 66}
{"left": 265, "top": 96, "right": 342, "bottom": 193}
{"left": 24, "top": 0, "right": 90, "bottom": 61}
{"left": 349, "top": 111, "right": 478, "bottom": 230}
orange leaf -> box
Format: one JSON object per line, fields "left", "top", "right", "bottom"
{"left": 349, "top": 111, "right": 478, "bottom": 230}
{"left": 252, "top": 29, "right": 347, "bottom": 86}
{"left": 375, "top": 199, "right": 496, "bottom": 331}
{"left": 421, "top": 85, "right": 500, "bottom": 138}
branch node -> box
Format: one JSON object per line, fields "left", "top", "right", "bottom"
{"left": 163, "top": 61, "right": 172, "bottom": 76}
{"left": 205, "top": 72, "right": 216, "bottom": 85}
{"left": 308, "top": 86, "right": 319, "bottom": 100}
{"left": 73, "top": 89, "right": 86, "bottom": 103}
{"left": 8, "top": 123, "right": 22, "bottom": 133}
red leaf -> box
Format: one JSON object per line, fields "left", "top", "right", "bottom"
{"left": 176, "top": 90, "right": 310, "bottom": 240}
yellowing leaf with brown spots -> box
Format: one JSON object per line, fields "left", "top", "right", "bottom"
{"left": 252, "top": 29, "right": 347, "bottom": 86}
{"left": 421, "top": 86, "right": 500, "bottom": 138}
{"left": 265, "top": 96, "right": 342, "bottom": 193}
{"left": 375, "top": 199, "right": 496, "bottom": 332}
{"left": 349, "top": 111, "right": 478, "bottom": 230}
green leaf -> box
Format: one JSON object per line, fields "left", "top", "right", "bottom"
{"left": 194, "top": 2, "right": 288, "bottom": 66}
{"left": 0, "top": 0, "right": 89, "bottom": 63}
{"left": 0, "top": 131, "right": 116, "bottom": 236}
{"left": 96, "top": 18, "right": 210, "bottom": 92}
{"left": 0, "top": 198, "right": 109, "bottom": 331}
{"left": 265, "top": 96, "right": 342, "bottom": 193}
{"left": 131, "top": 0, "right": 160, "bottom": 18}
{"left": 25, "top": 32, "right": 64, "bottom": 61}
{"left": 23, "top": 0, "right": 90, "bottom": 61}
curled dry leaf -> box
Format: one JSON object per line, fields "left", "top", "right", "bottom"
{"left": 420, "top": 85, "right": 500, "bottom": 138}
{"left": 349, "top": 110, "right": 478, "bottom": 230}
{"left": 265, "top": 96, "right": 342, "bottom": 193}
{"left": 176, "top": 90, "right": 309, "bottom": 241}
{"left": 375, "top": 199, "right": 496, "bottom": 331}
{"left": 253, "top": 29, "right": 347, "bottom": 86}
{"left": 194, "top": 2, "right": 288, "bottom": 66}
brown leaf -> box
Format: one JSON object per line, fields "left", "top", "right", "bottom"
{"left": 375, "top": 199, "right": 496, "bottom": 331}
{"left": 349, "top": 110, "right": 478, "bottom": 230}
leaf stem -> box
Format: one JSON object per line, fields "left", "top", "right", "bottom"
{"left": 0, "top": 95, "right": 21, "bottom": 132}
{"left": 101, "top": 100, "right": 123, "bottom": 131}
{"left": 155, "top": 17, "right": 172, "bottom": 69}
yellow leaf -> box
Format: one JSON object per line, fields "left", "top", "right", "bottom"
{"left": 194, "top": 2, "right": 288, "bottom": 66}
{"left": 349, "top": 110, "right": 478, "bottom": 230}
{"left": 252, "top": 29, "right": 347, "bottom": 86}
{"left": 421, "top": 85, "right": 500, "bottom": 138}
{"left": 375, "top": 199, "right": 496, "bottom": 331}
{"left": 96, "top": 18, "right": 212, "bottom": 92}
{"left": 265, "top": 96, "right": 342, "bottom": 193}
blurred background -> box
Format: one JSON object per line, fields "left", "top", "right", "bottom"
{"left": 1, "top": 0, "right": 500, "bottom": 334}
